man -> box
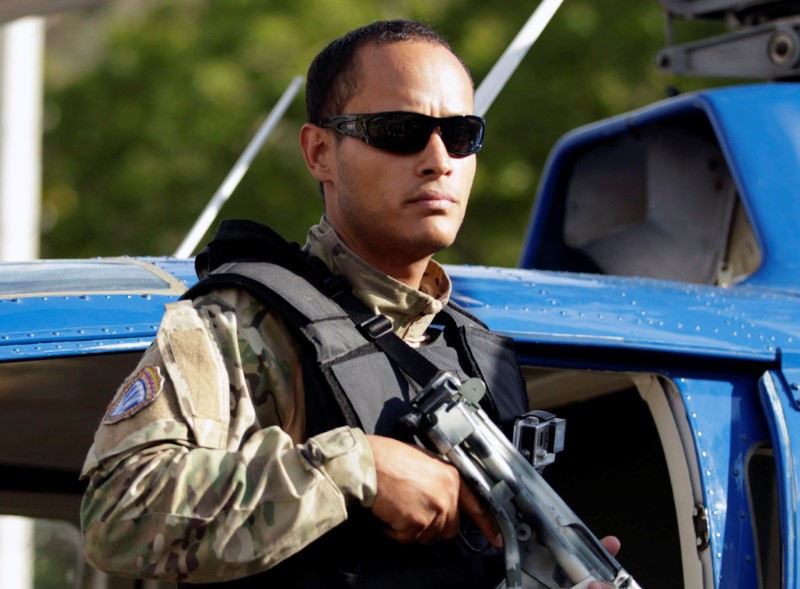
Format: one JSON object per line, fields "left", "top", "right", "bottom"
{"left": 81, "top": 19, "right": 617, "bottom": 588}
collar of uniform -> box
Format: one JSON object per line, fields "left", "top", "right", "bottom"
{"left": 304, "top": 217, "right": 452, "bottom": 344}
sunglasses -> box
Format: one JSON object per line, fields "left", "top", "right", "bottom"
{"left": 318, "top": 112, "right": 485, "bottom": 156}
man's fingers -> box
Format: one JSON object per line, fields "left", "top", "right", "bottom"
{"left": 585, "top": 536, "right": 622, "bottom": 588}
{"left": 458, "top": 479, "right": 503, "bottom": 548}
{"left": 416, "top": 513, "right": 447, "bottom": 545}
{"left": 368, "top": 435, "right": 463, "bottom": 545}
{"left": 599, "top": 535, "right": 621, "bottom": 557}
{"left": 366, "top": 435, "right": 512, "bottom": 549}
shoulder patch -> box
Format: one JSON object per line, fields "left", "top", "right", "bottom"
{"left": 104, "top": 366, "right": 164, "bottom": 424}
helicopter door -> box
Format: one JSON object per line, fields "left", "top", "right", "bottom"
{"left": 758, "top": 370, "right": 800, "bottom": 589}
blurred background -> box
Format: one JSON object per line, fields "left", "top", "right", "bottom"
{"left": 32, "top": 0, "right": 720, "bottom": 266}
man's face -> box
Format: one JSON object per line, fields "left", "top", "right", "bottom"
{"left": 322, "top": 41, "right": 477, "bottom": 279}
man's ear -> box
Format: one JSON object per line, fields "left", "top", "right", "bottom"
{"left": 300, "top": 123, "right": 334, "bottom": 182}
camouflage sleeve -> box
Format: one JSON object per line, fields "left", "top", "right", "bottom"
{"left": 80, "top": 292, "right": 377, "bottom": 582}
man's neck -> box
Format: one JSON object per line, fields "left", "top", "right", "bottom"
{"left": 374, "top": 257, "right": 432, "bottom": 290}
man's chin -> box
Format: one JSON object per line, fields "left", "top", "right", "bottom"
{"left": 406, "top": 232, "right": 457, "bottom": 259}
{"left": 418, "top": 218, "right": 461, "bottom": 245}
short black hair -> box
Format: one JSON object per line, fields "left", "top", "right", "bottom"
{"left": 305, "top": 19, "right": 472, "bottom": 124}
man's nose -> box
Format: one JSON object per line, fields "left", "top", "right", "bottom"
{"left": 416, "top": 129, "right": 453, "bottom": 176}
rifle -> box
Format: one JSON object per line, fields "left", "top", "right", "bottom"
{"left": 401, "top": 372, "right": 643, "bottom": 589}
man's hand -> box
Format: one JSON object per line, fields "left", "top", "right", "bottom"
{"left": 587, "top": 536, "right": 622, "bottom": 589}
{"left": 367, "top": 436, "right": 621, "bottom": 587}
{"left": 366, "top": 435, "right": 502, "bottom": 547}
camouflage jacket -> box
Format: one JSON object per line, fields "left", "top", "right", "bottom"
{"left": 80, "top": 217, "right": 453, "bottom": 582}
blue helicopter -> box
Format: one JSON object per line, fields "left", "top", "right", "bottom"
{"left": 1, "top": 1, "right": 799, "bottom": 588}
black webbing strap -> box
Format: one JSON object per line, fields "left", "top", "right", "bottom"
{"left": 191, "top": 218, "right": 449, "bottom": 392}
{"left": 302, "top": 256, "right": 445, "bottom": 389}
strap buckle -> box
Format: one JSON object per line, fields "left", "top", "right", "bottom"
{"left": 322, "top": 274, "right": 351, "bottom": 298}
{"left": 359, "top": 315, "right": 394, "bottom": 339}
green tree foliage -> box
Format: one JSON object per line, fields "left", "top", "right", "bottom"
{"left": 42, "top": 0, "right": 714, "bottom": 265}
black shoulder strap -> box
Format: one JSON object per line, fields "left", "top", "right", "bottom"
{"left": 325, "top": 284, "right": 444, "bottom": 388}
{"left": 194, "top": 219, "right": 312, "bottom": 280}
{"left": 192, "top": 268, "right": 445, "bottom": 390}
{"left": 187, "top": 220, "right": 464, "bottom": 390}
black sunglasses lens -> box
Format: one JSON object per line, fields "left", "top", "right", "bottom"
{"left": 360, "top": 113, "right": 484, "bottom": 155}
{"left": 441, "top": 117, "right": 484, "bottom": 155}
{"left": 367, "top": 114, "right": 432, "bottom": 153}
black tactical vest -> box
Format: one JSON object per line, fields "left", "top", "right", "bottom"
{"left": 179, "top": 220, "right": 528, "bottom": 589}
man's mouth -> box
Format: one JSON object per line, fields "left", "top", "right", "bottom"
{"left": 409, "top": 191, "right": 458, "bottom": 210}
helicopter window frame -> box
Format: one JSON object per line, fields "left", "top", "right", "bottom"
{"left": 0, "top": 259, "right": 187, "bottom": 299}
{"left": 522, "top": 366, "right": 711, "bottom": 589}
{"left": 745, "top": 444, "right": 781, "bottom": 589}
{"left": 536, "top": 110, "right": 763, "bottom": 287}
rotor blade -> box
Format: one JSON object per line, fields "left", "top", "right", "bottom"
{"left": 174, "top": 75, "right": 304, "bottom": 258}
{"left": 474, "top": 0, "right": 564, "bottom": 117}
